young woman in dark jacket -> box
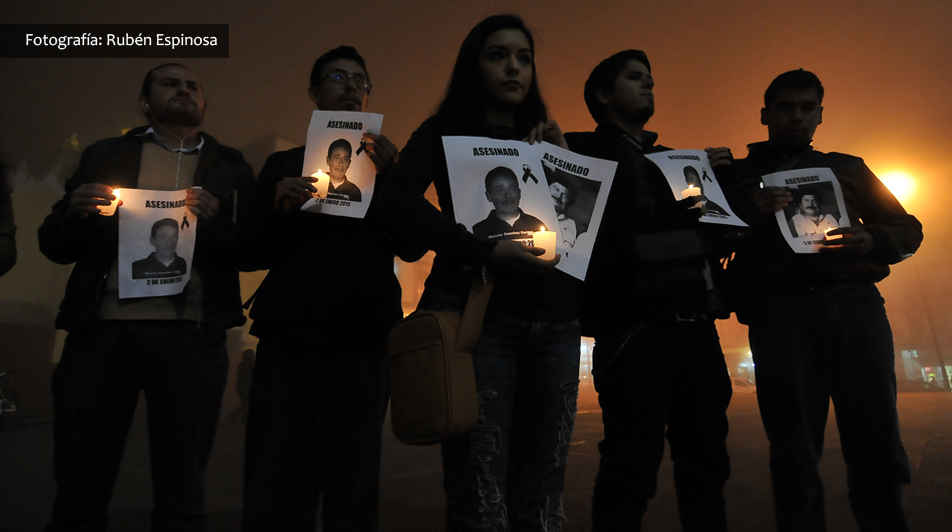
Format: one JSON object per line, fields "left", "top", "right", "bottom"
{"left": 379, "top": 15, "right": 580, "bottom": 532}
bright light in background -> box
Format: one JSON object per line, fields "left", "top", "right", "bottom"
{"left": 878, "top": 171, "right": 916, "bottom": 204}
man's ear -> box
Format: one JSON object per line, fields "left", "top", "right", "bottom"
{"left": 307, "top": 86, "right": 322, "bottom": 109}
{"left": 817, "top": 106, "right": 823, "bottom": 126}
{"left": 595, "top": 87, "right": 612, "bottom": 106}
{"left": 138, "top": 95, "right": 150, "bottom": 117}
{"left": 760, "top": 107, "right": 768, "bottom": 126}
{"left": 485, "top": 190, "right": 493, "bottom": 203}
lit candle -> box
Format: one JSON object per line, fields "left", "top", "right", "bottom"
{"left": 310, "top": 170, "right": 331, "bottom": 199}
{"left": 824, "top": 229, "right": 843, "bottom": 241}
{"left": 99, "top": 188, "right": 121, "bottom": 216}
{"left": 532, "top": 229, "right": 557, "bottom": 260}
{"left": 681, "top": 185, "right": 702, "bottom": 208}
{"left": 681, "top": 185, "right": 701, "bottom": 199}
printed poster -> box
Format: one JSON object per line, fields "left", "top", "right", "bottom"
{"left": 644, "top": 150, "right": 747, "bottom": 227}
{"left": 762, "top": 167, "right": 851, "bottom": 253}
{"left": 442, "top": 137, "right": 616, "bottom": 281}
{"left": 117, "top": 188, "right": 197, "bottom": 298}
{"left": 301, "top": 110, "right": 383, "bottom": 219}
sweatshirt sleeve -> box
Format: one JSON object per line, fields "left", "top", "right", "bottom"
{"left": 376, "top": 119, "right": 495, "bottom": 267}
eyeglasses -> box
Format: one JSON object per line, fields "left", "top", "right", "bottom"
{"left": 323, "top": 70, "right": 372, "bottom": 92}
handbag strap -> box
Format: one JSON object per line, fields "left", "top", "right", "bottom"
{"left": 455, "top": 273, "right": 495, "bottom": 353}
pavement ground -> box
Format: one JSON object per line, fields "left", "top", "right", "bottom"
{"left": 1, "top": 385, "right": 950, "bottom": 531}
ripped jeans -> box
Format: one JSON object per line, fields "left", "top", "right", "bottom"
{"left": 441, "top": 313, "right": 581, "bottom": 532}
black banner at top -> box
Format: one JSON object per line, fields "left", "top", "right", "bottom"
{"left": 0, "top": 24, "right": 229, "bottom": 58}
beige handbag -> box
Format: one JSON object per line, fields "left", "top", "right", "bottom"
{"left": 387, "top": 278, "right": 493, "bottom": 445}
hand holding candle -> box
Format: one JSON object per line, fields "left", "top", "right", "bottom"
{"left": 532, "top": 229, "right": 557, "bottom": 260}
{"left": 98, "top": 187, "right": 121, "bottom": 216}
{"left": 824, "top": 227, "right": 843, "bottom": 241}
{"left": 681, "top": 185, "right": 702, "bottom": 209}
{"left": 310, "top": 170, "right": 331, "bottom": 199}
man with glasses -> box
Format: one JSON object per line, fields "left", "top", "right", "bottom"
{"left": 241, "top": 46, "right": 417, "bottom": 530}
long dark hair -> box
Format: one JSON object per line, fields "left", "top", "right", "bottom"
{"left": 433, "top": 15, "right": 548, "bottom": 136}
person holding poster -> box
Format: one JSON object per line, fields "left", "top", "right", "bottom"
{"left": 379, "top": 15, "right": 579, "bottom": 532}
{"left": 565, "top": 50, "right": 734, "bottom": 532}
{"left": 727, "top": 69, "right": 923, "bottom": 532}
{"left": 241, "top": 46, "right": 416, "bottom": 531}
{"left": 37, "top": 63, "right": 255, "bottom": 531}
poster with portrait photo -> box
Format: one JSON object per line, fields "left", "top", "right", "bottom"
{"left": 644, "top": 150, "right": 747, "bottom": 227}
{"left": 300, "top": 110, "right": 383, "bottom": 219}
{"left": 539, "top": 144, "right": 616, "bottom": 279}
{"left": 442, "top": 137, "right": 616, "bottom": 281}
{"left": 117, "top": 188, "right": 197, "bottom": 299}
{"left": 762, "top": 167, "right": 851, "bottom": 253}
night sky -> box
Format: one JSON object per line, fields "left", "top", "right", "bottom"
{"left": 2, "top": 0, "right": 951, "bottom": 356}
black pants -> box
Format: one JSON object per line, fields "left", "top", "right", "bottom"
{"left": 591, "top": 319, "right": 732, "bottom": 532}
{"left": 749, "top": 283, "right": 910, "bottom": 532}
{"left": 241, "top": 339, "right": 389, "bottom": 532}
{"left": 46, "top": 321, "right": 228, "bottom": 532}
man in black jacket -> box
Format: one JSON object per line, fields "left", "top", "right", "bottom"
{"left": 38, "top": 63, "right": 255, "bottom": 531}
{"left": 565, "top": 50, "right": 733, "bottom": 532}
{"left": 241, "top": 46, "right": 416, "bottom": 531}
{"left": 727, "top": 69, "right": 921, "bottom": 532}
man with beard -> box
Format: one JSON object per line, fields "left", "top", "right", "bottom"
{"left": 39, "top": 63, "right": 255, "bottom": 531}
{"left": 241, "top": 46, "right": 419, "bottom": 531}
{"left": 565, "top": 50, "right": 734, "bottom": 532}
{"left": 727, "top": 69, "right": 921, "bottom": 532}
{"left": 325, "top": 138, "right": 361, "bottom": 201}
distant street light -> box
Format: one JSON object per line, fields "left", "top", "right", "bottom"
{"left": 878, "top": 171, "right": 916, "bottom": 205}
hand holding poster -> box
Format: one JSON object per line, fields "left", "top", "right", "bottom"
{"left": 644, "top": 150, "right": 747, "bottom": 227}
{"left": 762, "top": 167, "right": 851, "bottom": 253}
{"left": 118, "top": 188, "right": 197, "bottom": 298}
{"left": 300, "top": 110, "right": 384, "bottom": 219}
{"left": 442, "top": 137, "right": 616, "bottom": 280}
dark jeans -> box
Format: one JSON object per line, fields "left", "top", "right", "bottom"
{"left": 242, "top": 339, "right": 389, "bottom": 532}
{"left": 441, "top": 314, "right": 581, "bottom": 532}
{"left": 748, "top": 282, "right": 911, "bottom": 532}
{"left": 46, "top": 321, "right": 228, "bottom": 532}
{"left": 591, "top": 319, "right": 731, "bottom": 532}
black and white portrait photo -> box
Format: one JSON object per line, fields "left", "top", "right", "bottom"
{"left": 117, "top": 188, "right": 197, "bottom": 298}
{"left": 443, "top": 137, "right": 616, "bottom": 281}
{"left": 301, "top": 110, "right": 383, "bottom": 219}
{"left": 683, "top": 165, "right": 729, "bottom": 216}
{"left": 762, "top": 167, "right": 851, "bottom": 253}
{"left": 472, "top": 166, "right": 546, "bottom": 240}
{"left": 784, "top": 184, "right": 841, "bottom": 237}
{"left": 131, "top": 218, "right": 187, "bottom": 279}
{"left": 325, "top": 138, "right": 361, "bottom": 202}
{"left": 543, "top": 166, "right": 601, "bottom": 250}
